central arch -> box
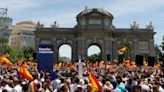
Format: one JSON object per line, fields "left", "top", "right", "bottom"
{"left": 58, "top": 44, "right": 72, "bottom": 63}
{"left": 87, "top": 44, "right": 102, "bottom": 63}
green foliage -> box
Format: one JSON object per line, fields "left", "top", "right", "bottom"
{"left": 123, "top": 48, "right": 130, "bottom": 60}
{"left": 0, "top": 36, "right": 35, "bottom": 63}
{"left": 8, "top": 48, "right": 21, "bottom": 63}
{"left": 22, "top": 47, "right": 35, "bottom": 61}
{"left": 0, "top": 37, "right": 8, "bottom": 44}
{"left": 1, "top": 45, "right": 11, "bottom": 53}
{"left": 155, "top": 36, "right": 164, "bottom": 62}
{"left": 0, "top": 37, "right": 9, "bottom": 53}
{"left": 59, "top": 56, "right": 71, "bottom": 63}
{"left": 88, "top": 52, "right": 101, "bottom": 63}
{"left": 118, "top": 47, "right": 130, "bottom": 59}
{"left": 1, "top": 46, "right": 35, "bottom": 63}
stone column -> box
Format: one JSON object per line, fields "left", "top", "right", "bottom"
{"left": 77, "top": 37, "right": 85, "bottom": 60}
{"left": 105, "top": 37, "right": 113, "bottom": 61}
{"left": 72, "top": 39, "right": 78, "bottom": 62}
{"left": 132, "top": 39, "right": 138, "bottom": 61}
{"left": 109, "top": 38, "right": 113, "bottom": 61}
{"left": 52, "top": 38, "right": 58, "bottom": 63}
{"left": 81, "top": 38, "right": 86, "bottom": 59}
{"left": 113, "top": 39, "right": 118, "bottom": 60}
{"left": 149, "top": 39, "right": 155, "bottom": 56}
{"left": 35, "top": 38, "right": 40, "bottom": 52}
{"left": 101, "top": 44, "right": 106, "bottom": 61}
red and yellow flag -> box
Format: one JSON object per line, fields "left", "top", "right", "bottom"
{"left": 88, "top": 68, "right": 102, "bottom": 92}
{"left": 118, "top": 47, "right": 126, "bottom": 52}
{"left": 19, "top": 65, "right": 33, "bottom": 81}
{"left": 0, "top": 55, "right": 12, "bottom": 67}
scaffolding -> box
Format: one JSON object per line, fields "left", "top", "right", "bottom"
{"left": 0, "top": 8, "right": 9, "bottom": 28}
{"left": 0, "top": 8, "right": 7, "bottom": 17}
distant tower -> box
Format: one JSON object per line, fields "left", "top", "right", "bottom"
{"left": 0, "top": 8, "right": 12, "bottom": 45}
{"left": 0, "top": 8, "right": 12, "bottom": 35}
{"left": 0, "top": 8, "right": 7, "bottom": 17}
{"left": 0, "top": 8, "right": 9, "bottom": 28}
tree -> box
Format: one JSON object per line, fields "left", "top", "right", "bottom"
{"left": 88, "top": 52, "right": 101, "bottom": 63}
{"left": 22, "top": 47, "right": 35, "bottom": 61}
{"left": 8, "top": 48, "right": 22, "bottom": 63}
{"left": 0, "top": 37, "right": 9, "bottom": 53}
{"left": 162, "top": 36, "right": 164, "bottom": 51}
{"left": 153, "top": 36, "right": 164, "bottom": 63}
{"left": 156, "top": 36, "right": 164, "bottom": 62}
{"left": 118, "top": 47, "right": 130, "bottom": 64}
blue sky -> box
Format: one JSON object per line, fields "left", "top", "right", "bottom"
{"left": 1, "top": 0, "right": 164, "bottom": 58}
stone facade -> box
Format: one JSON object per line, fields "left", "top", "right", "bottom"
{"left": 9, "top": 21, "right": 36, "bottom": 49}
{"left": 35, "top": 8, "right": 156, "bottom": 63}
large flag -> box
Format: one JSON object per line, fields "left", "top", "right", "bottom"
{"left": 88, "top": 68, "right": 102, "bottom": 92}
{"left": 118, "top": 47, "right": 126, "bottom": 53}
{"left": 19, "top": 65, "right": 33, "bottom": 81}
{"left": 0, "top": 55, "right": 13, "bottom": 67}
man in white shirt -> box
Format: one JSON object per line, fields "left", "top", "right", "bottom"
{"left": 13, "top": 78, "right": 22, "bottom": 92}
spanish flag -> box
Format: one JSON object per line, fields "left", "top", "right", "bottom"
{"left": 19, "top": 65, "right": 33, "bottom": 81}
{"left": 0, "top": 56, "right": 12, "bottom": 67}
{"left": 118, "top": 47, "right": 126, "bottom": 52}
{"left": 88, "top": 68, "right": 102, "bottom": 92}
{"left": 143, "top": 60, "right": 148, "bottom": 67}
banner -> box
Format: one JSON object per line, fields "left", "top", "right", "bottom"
{"left": 37, "top": 44, "right": 54, "bottom": 72}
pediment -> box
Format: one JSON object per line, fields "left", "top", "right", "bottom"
{"left": 88, "top": 13, "right": 102, "bottom": 16}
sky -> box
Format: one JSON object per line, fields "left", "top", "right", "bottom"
{"left": 1, "top": 0, "right": 164, "bottom": 58}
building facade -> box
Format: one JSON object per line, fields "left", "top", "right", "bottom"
{"left": 0, "top": 12, "right": 12, "bottom": 53}
{"left": 9, "top": 21, "right": 36, "bottom": 49}
{"left": 36, "top": 8, "right": 156, "bottom": 63}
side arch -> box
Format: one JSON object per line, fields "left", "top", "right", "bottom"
{"left": 55, "top": 40, "right": 74, "bottom": 63}
{"left": 87, "top": 43, "right": 102, "bottom": 62}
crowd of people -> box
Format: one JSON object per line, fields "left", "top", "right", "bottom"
{"left": 0, "top": 61, "right": 164, "bottom": 92}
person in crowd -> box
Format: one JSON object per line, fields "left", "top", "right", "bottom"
{"left": 0, "top": 60, "right": 164, "bottom": 92}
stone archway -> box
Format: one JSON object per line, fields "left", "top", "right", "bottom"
{"left": 58, "top": 44, "right": 72, "bottom": 63}
{"left": 87, "top": 44, "right": 102, "bottom": 63}
{"left": 36, "top": 8, "right": 155, "bottom": 64}
{"left": 56, "top": 41, "right": 74, "bottom": 63}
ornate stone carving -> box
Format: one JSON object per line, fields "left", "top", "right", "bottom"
{"left": 130, "top": 21, "right": 139, "bottom": 30}
{"left": 93, "top": 37, "right": 97, "bottom": 43}
{"left": 57, "top": 40, "right": 62, "bottom": 44}
{"left": 87, "top": 39, "right": 92, "bottom": 43}
{"left": 37, "top": 21, "right": 44, "bottom": 28}
{"left": 50, "top": 21, "right": 59, "bottom": 28}
{"left": 138, "top": 41, "right": 149, "bottom": 51}
{"left": 68, "top": 40, "right": 72, "bottom": 44}
{"left": 146, "top": 21, "right": 154, "bottom": 30}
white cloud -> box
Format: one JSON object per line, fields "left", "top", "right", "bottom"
{"left": 29, "top": 11, "right": 78, "bottom": 27}
{"left": 106, "top": 0, "right": 164, "bottom": 17}
{"left": 0, "top": 0, "right": 40, "bottom": 13}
